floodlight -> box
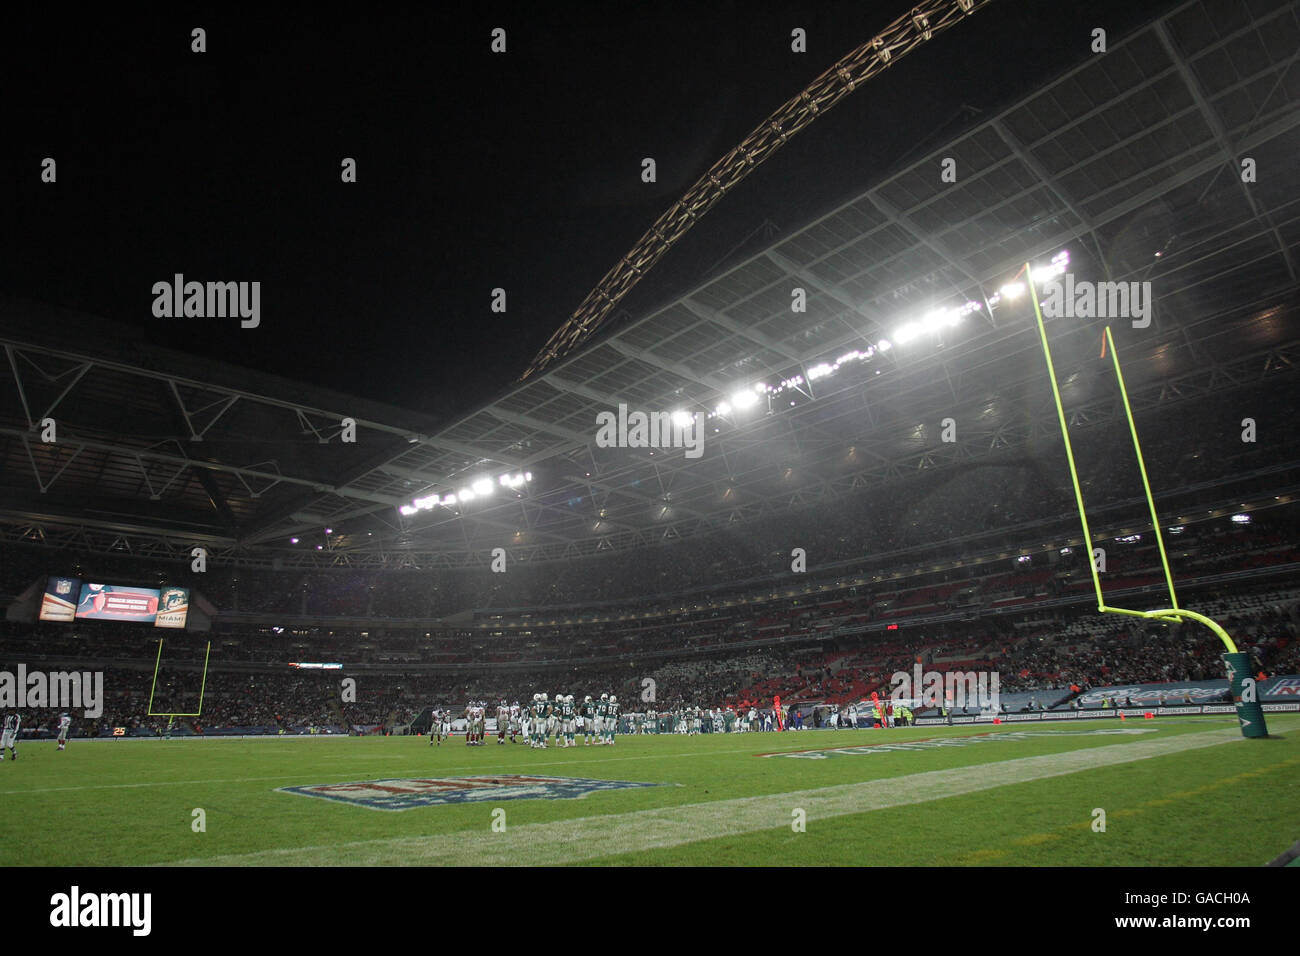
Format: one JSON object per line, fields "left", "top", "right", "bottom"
{"left": 731, "top": 389, "right": 759, "bottom": 410}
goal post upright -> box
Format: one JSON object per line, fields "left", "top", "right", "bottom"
{"left": 147, "top": 638, "right": 213, "bottom": 720}
{"left": 1024, "top": 263, "right": 1266, "bottom": 738}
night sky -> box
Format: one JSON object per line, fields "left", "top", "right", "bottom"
{"left": 3, "top": 1, "right": 1162, "bottom": 426}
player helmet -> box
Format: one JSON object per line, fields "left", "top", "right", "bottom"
{"left": 610, "top": 696, "right": 617, "bottom": 703}
{"left": 584, "top": 695, "right": 592, "bottom": 702}
{"left": 601, "top": 693, "right": 608, "bottom": 700}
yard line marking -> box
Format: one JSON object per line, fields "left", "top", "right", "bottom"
{"left": 162, "top": 723, "right": 1259, "bottom": 866}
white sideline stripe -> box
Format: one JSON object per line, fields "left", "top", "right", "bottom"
{"left": 163, "top": 723, "right": 1253, "bottom": 867}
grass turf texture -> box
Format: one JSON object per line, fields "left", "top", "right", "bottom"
{"left": 3, "top": 715, "right": 1296, "bottom": 866}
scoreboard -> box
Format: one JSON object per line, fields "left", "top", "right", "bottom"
{"left": 38, "top": 576, "right": 190, "bottom": 628}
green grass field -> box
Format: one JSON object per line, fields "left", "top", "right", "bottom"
{"left": 4, "top": 715, "right": 1298, "bottom": 866}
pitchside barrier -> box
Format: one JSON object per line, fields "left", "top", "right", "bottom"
{"left": 912, "top": 702, "right": 1300, "bottom": 727}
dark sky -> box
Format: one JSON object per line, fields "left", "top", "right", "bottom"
{"left": 3, "top": 1, "right": 1162, "bottom": 426}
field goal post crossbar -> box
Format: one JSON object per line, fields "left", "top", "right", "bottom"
{"left": 1023, "top": 262, "right": 1267, "bottom": 738}
{"left": 146, "top": 638, "right": 213, "bottom": 718}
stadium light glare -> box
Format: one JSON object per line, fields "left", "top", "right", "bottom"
{"left": 471, "top": 478, "right": 494, "bottom": 497}
{"left": 715, "top": 400, "right": 732, "bottom": 416}
{"left": 731, "top": 389, "right": 759, "bottom": 410}
{"left": 1028, "top": 249, "right": 1070, "bottom": 282}
{"left": 671, "top": 410, "right": 694, "bottom": 429}
{"left": 877, "top": 339, "right": 891, "bottom": 352}
{"left": 399, "top": 506, "right": 417, "bottom": 516}
{"left": 458, "top": 489, "right": 475, "bottom": 502}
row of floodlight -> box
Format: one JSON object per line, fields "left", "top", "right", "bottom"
{"left": 396, "top": 251, "right": 1070, "bottom": 515}
{"left": 704, "top": 249, "right": 1070, "bottom": 421}
{"left": 400, "top": 471, "right": 533, "bottom": 516}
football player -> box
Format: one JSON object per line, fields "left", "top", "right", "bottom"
{"left": 531, "top": 694, "right": 547, "bottom": 749}
{"left": 547, "top": 693, "right": 561, "bottom": 748}
{"left": 559, "top": 694, "right": 574, "bottom": 747}
{"left": 56, "top": 712, "right": 72, "bottom": 751}
{"left": 0, "top": 712, "right": 20, "bottom": 761}
{"left": 605, "top": 695, "right": 619, "bottom": 745}
{"left": 593, "top": 693, "right": 608, "bottom": 745}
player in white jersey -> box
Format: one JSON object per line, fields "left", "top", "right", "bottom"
{"left": 556, "top": 694, "right": 573, "bottom": 747}
{"left": 593, "top": 693, "right": 608, "bottom": 744}
{"left": 1, "top": 713, "right": 20, "bottom": 760}
{"left": 604, "top": 695, "right": 619, "bottom": 745}
{"left": 56, "top": 713, "right": 71, "bottom": 751}
{"left": 509, "top": 701, "right": 521, "bottom": 743}
{"left": 497, "top": 700, "right": 509, "bottom": 744}
{"left": 474, "top": 701, "right": 487, "bottom": 745}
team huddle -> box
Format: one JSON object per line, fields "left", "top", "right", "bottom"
{"left": 429, "top": 693, "right": 621, "bottom": 749}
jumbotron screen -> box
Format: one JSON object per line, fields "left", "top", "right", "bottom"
{"left": 71, "top": 582, "right": 190, "bottom": 628}
{"left": 38, "top": 575, "right": 81, "bottom": 622}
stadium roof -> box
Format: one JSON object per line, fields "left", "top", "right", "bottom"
{"left": 2, "top": 0, "right": 1298, "bottom": 570}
